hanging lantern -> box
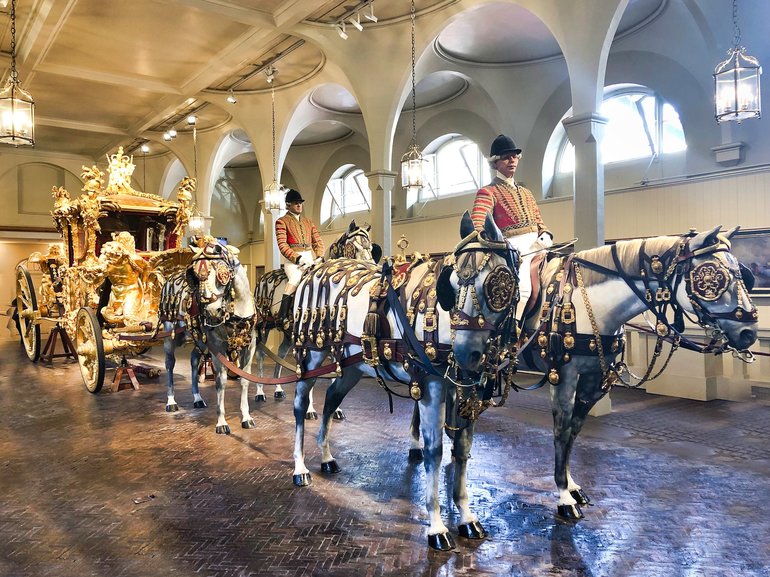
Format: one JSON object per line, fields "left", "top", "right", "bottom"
{"left": 262, "top": 65, "right": 286, "bottom": 212}
{"left": 400, "top": 0, "right": 423, "bottom": 192}
{"left": 0, "top": 0, "right": 35, "bottom": 146}
{"left": 713, "top": 0, "right": 762, "bottom": 123}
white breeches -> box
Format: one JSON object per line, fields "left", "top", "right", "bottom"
{"left": 284, "top": 250, "right": 313, "bottom": 293}
{"left": 505, "top": 232, "right": 537, "bottom": 321}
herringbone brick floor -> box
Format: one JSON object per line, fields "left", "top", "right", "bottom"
{"left": 0, "top": 339, "right": 768, "bottom": 577}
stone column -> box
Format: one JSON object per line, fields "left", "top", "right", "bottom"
{"left": 365, "top": 170, "right": 397, "bottom": 257}
{"left": 562, "top": 112, "right": 608, "bottom": 251}
{"left": 261, "top": 202, "right": 281, "bottom": 272}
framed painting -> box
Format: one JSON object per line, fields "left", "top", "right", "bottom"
{"left": 729, "top": 228, "right": 770, "bottom": 295}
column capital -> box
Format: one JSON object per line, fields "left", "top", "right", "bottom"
{"left": 562, "top": 112, "right": 609, "bottom": 146}
{"left": 365, "top": 169, "right": 398, "bottom": 181}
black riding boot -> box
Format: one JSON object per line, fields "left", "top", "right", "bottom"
{"left": 278, "top": 294, "right": 294, "bottom": 330}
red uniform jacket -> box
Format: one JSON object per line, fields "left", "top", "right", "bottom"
{"left": 275, "top": 213, "right": 324, "bottom": 263}
{"left": 471, "top": 178, "right": 549, "bottom": 238}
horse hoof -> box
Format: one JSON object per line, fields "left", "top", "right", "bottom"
{"left": 557, "top": 504, "right": 584, "bottom": 520}
{"left": 408, "top": 448, "right": 424, "bottom": 463}
{"left": 321, "top": 460, "right": 340, "bottom": 474}
{"left": 255, "top": 394, "right": 266, "bottom": 403}
{"left": 274, "top": 391, "right": 286, "bottom": 400}
{"left": 241, "top": 419, "right": 255, "bottom": 429}
{"left": 570, "top": 489, "right": 591, "bottom": 506}
{"left": 165, "top": 404, "right": 179, "bottom": 413}
{"left": 193, "top": 400, "right": 207, "bottom": 409}
{"left": 427, "top": 532, "right": 455, "bottom": 551}
{"left": 458, "top": 521, "right": 487, "bottom": 540}
{"left": 305, "top": 411, "right": 318, "bottom": 420}
{"left": 293, "top": 473, "right": 312, "bottom": 487}
{"left": 215, "top": 425, "right": 231, "bottom": 435}
{"left": 332, "top": 409, "right": 346, "bottom": 421}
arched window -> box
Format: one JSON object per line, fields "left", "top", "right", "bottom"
{"left": 408, "top": 134, "right": 490, "bottom": 208}
{"left": 321, "top": 165, "right": 371, "bottom": 225}
{"left": 555, "top": 88, "right": 686, "bottom": 175}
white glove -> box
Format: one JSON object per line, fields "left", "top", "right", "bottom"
{"left": 534, "top": 232, "right": 554, "bottom": 251}
{"left": 298, "top": 252, "right": 314, "bottom": 267}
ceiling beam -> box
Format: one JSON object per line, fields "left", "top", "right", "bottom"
{"left": 34, "top": 63, "right": 181, "bottom": 94}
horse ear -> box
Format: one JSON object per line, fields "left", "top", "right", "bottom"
{"left": 366, "top": 223, "right": 371, "bottom": 232}
{"left": 724, "top": 225, "right": 740, "bottom": 239}
{"left": 371, "top": 243, "right": 382, "bottom": 264}
{"left": 436, "top": 265, "right": 456, "bottom": 312}
{"left": 483, "top": 213, "right": 504, "bottom": 242}
{"left": 348, "top": 220, "right": 357, "bottom": 232}
{"left": 689, "top": 225, "right": 722, "bottom": 251}
{"left": 460, "top": 211, "right": 475, "bottom": 238}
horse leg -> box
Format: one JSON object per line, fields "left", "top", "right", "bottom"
{"left": 292, "top": 375, "right": 316, "bottom": 486}
{"left": 239, "top": 338, "right": 257, "bottom": 429}
{"left": 452, "top": 419, "right": 486, "bottom": 541}
{"left": 550, "top": 365, "right": 582, "bottom": 519}
{"left": 560, "top": 372, "right": 606, "bottom": 508}
{"left": 212, "top": 357, "right": 231, "bottom": 435}
{"left": 317, "top": 366, "right": 362, "bottom": 473}
{"left": 408, "top": 401, "right": 423, "bottom": 462}
{"left": 274, "top": 331, "right": 290, "bottom": 400}
{"left": 190, "top": 345, "right": 206, "bottom": 409}
{"left": 254, "top": 343, "right": 266, "bottom": 402}
{"left": 420, "top": 376, "right": 455, "bottom": 551}
{"left": 163, "top": 323, "right": 179, "bottom": 412}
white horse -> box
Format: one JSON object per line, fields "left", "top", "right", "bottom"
{"left": 159, "top": 238, "right": 258, "bottom": 434}
{"left": 253, "top": 220, "right": 380, "bottom": 419}
{"left": 291, "top": 212, "right": 520, "bottom": 551}
{"left": 515, "top": 225, "right": 758, "bottom": 518}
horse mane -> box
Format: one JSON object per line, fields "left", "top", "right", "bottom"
{"left": 570, "top": 235, "right": 681, "bottom": 286}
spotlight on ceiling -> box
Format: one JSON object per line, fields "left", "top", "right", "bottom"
{"left": 163, "top": 132, "right": 172, "bottom": 141}
{"left": 337, "top": 21, "right": 348, "bottom": 40}
{"left": 140, "top": 143, "right": 150, "bottom": 154}
{"left": 187, "top": 115, "right": 197, "bottom": 126}
{"left": 168, "top": 128, "right": 177, "bottom": 138}
{"left": 364, "top": 3, "right": 377, "bottom": 22}
{"left": 349, "top": 13, "right": 363, "bottom": 31}
{"left": 226, "top": 89, "right": 237, "bottom": 104}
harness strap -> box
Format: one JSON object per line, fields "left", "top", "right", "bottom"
{"left": 214, "top": 350, "right": 364, "bottom": 384}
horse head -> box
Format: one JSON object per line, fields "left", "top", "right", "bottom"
{"left": 437, "top": 211, "right": 519, "bottom": 372}
{"left": 189, "top": 238, "right": 255, "bottom": 322}
{"left": 676, "top": 225, "right": 758, "bottom": 351}
{"left": 331, "top": 220, "right": 381, "bottom": 263}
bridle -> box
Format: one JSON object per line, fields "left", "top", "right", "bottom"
{"left": 189, "top": 241, "right": 239, "bottom": 326}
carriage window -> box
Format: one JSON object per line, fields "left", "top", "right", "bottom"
{"left": 410, "top": 135, "right": 490, "bottom": 208}
{"left": 321, "top": 166, "right": 371, "bottom": 225}
{"left": 556, "top": 89, "right": 686, "bottom": 174}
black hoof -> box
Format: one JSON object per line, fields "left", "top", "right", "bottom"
{"left": 321, "top": 460, "right": 340, "bottom": 474}
{"left": 332, "top": 409, "right": 346, "bottom": 421}
{"left": 193, "top": 400, "right": 207, "bottom": 409}
{"left": 255, "top": 394, "right": 266, "bottom": 403}
{"left": 293, "top": 473, "right": 312, "bottom": 487}
{"left": 570, "top": 488, "right": 591, "bottom": 506}
{"left": 305, "top": 411, "right": 318, "bottom": 420}
{"left": 557, "top": 504, "right": 584, "bottom": 520}
{"left": 427, "top": 532, "right": 455, "bottom": 551}
{"left": 241, "top": 419, "right": 255, "bottom": 429}
{"left": 274, "top": 391, "right": 286, "bottom": 400}
{"left": 215, "top": 425, "right": 231, "bottom": 435}
{"left": 408, "top": 448, "right": 424, "bottom": 463}
{"left": 457, "top": 521, "right": 487, "bottom": 540}
{"left": 165, "top": 404, "right": 179, "bottom": 413}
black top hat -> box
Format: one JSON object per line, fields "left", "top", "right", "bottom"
{"left": 489, "top": 134, "right": 522, "bottom": 159}
{"left": 284, "top": 189, "right": 305, "bottom": 204}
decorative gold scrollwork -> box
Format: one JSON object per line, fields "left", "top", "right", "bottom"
{"left": 483, "top": 265, "right": 515, "bottom": 312}
{"left": 690, "top": 261, "right": 729, "bottom": 301}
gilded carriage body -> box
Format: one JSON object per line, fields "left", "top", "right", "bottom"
{"left": 15, "top": 148, "right": 197, "bottom": 392}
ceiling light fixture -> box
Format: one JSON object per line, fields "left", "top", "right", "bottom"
{"left": 349, "top": 13, "right": 363, "bottom": 31}
{"left": 714, "top": 0, "right": 762, "bottom": 123}
{"left": 400, "top": 0, "right": 424, "bottom": 192}
{"left": 226, "top": 89, "right": 237, "bottom": 104}
{"left": 364, "top": 3, "right": 377, "bottom": 22}
{"left": 263, "top": 65, "right": 285, "bottom": 211}
{"left": 336, "top": 21, "right": 348, "bottom": 40}
{"left": 0, "top": 0, "right": 35, "bottom": 146}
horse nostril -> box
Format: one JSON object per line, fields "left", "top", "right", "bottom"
{"left": 739, "top": 328, "right": 757, "bottom": 350}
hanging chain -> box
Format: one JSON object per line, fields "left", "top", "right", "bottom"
{"left": 270, "top": 69, "right": 277, "bottom": 182}
{"left": 410, "top": 0, "right": 417, "bottom": 146}
{"left": 192, "top": 124, "right": 198, "bottom": 182}
{"left": 9, "top": 0, "right": 18, "bottom": 84}
{"left": 732, "top": 0, "right": 741, "bottom": 48}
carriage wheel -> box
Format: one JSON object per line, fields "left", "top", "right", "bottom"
{"left": 75, "top": 307, "right": 105, "bottom": 393}
{"left": 15, "top": 265, "right": 41, "bottom": 362}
